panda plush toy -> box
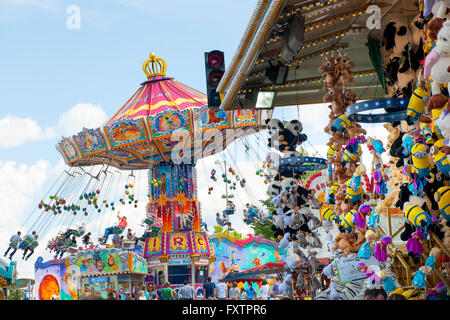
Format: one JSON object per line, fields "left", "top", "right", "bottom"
{"left": 265, "top": 119, "right": 289, "bottom": 152}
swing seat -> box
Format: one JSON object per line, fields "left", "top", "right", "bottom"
{"left": 112, "top": 227, "right": 124, "bottom": 235}
{"left": 144, "top": 218, "right": 155, "bottom": 226}
{"left": 223, "top": 208, "right": 235, "bottom": 216}
{"left": 9, "top": 242, "right": 18, "bottom": 249}
{"left": 29, "top": 241, "right": 39, "bottom": 250}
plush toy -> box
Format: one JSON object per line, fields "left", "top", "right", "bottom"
{"left": 354, "top": 203, "right": 372, "bottom": 229}
{"left": 430, "top": 139, "right": 450, "bottom": 176}
{"left": 425, "top": 247, "right": 441, "bottom": 271}
{"left": 342, "top": 136, "right": 365, "bottom": 167}
{"left": 412, "top": 265, "right": 432, "bottom": 288}
{"left": 434, "top": 186, "right": 450, "bottom": 223}
{"left": 428, "top": 21, "right": 450, "bottom": 108}
{"left": 434, "top": 109, "right": 450, "bottom": 142}
{"left": 331, "top": 232, "right": 360, "bottom": 255}
{"left": 319, "top": 57, "right": 339, "bottom": 89}
{"left": 431, "top": 0, "right": 450, "bottom": 19}
{"left": 373, "top": 168, "right": 388, "bottom": 200}
{"left": 374, "top": 235, "right": 392, "bottom": 262}
{"left": 324, "top": 87, "right": 348, "bottom": 118}
{"left": 411, "top": 142, "right": 433, "bottom": 179}
{"left": 406, "top": 228, "right": 425, "bottom": 259}
{"left": 426, "top": 282, "right": 448, "bottom": 300}
{"left": 357, "top": 229, "right": 377, "bottom": 259}
{"left": 336, "top": 56, "right": 355, "bottom": 85}
{"left": 279, "top": 232, "right": 291, "bottom": 249}
{"left": 379, "top": 270, "right": 397, "bottom": 295}
{"left": 406, "top": 87, "right": 429, "bottom": 124}
{"left": 339, "top": 209, "right": 356, "bottom": 233}
{"left": 367, "top": 206, "right": 381, "bottom": 230}
{"left": 344, "top": 165, "right": 367, "bottom": 205}
{"left": 403, "top": 201, "right": 432, "bottom": 233}
{"left": 329, "top": 281, "right": 340, "bottom": 300}
{"left": 320, "top": 206, "right": 339, "bottom": 224}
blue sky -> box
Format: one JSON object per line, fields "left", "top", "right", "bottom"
{"left": 0, "top": 0, "right": 388, "bottom": 280}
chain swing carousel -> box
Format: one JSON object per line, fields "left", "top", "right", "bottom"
{"left": 51, "top": 53, "right": 273, "bottom": 293}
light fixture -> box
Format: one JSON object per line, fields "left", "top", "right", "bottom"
{"left": 255, "top": 91, "right": 277, "bottom": 110}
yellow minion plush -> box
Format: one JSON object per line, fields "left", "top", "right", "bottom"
{"left": 340, "top": 209, "right": 356, "bottom": 231}
{"left": 430, "top": 139, "right": 450, "bottom": 176}
{"left": 320, "top": 206, "right": 338, "bottom": 223}
{"left": 327, "top": 143, "right": 341, "bottom": 162}
{"left": 407, "top": 87, "right": 428, "bottom": 122}
{"left": 411, "top": 143, "right": 432, "bottom": 178}
{"left": 403, "top": 201, "right": 432, "bottom": 229}
{"left": 434, "top": 186, "right": 450, "bottom": 222}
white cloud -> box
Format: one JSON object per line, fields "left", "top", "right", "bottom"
{"left": 0, "top": 160, "right": 52, "bottom": 278}
{"left": 0, "top": 0, "right": 60, "bottom": 12}
{"left": 57, "top": 103, "right": 108, "bottom": 137}
{"left": 0, "top": 115, "right": 56, "bottom": 148}
{"left": 0, "top": 103, "right": 108, "bottom": 149}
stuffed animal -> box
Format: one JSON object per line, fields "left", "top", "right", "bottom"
{"left": 319, "top": 57, "right": 339, "bottom": 89}
{"left": 374, "top": 235, "right": 392, "bottom": 262}
{"left": 430, "top": 139, "right": 450, "bottom": 176}
{"left": 412, "top": 266, "right": 432, "bottom": 288}
{"left": 331, "top": 232, "right": 360, "bottom": 255}
{"left": 431, "top": 0, "right": 450, "bottom": 19}
{"left": 434, "top": 186, "right": 450, "bottom": 223}
{"left": 406, "top": 228, "right": 425, "bottom": 259}
{"left": 320, "top": 206, "right": 339, "bottom": 224}
{"left": 341, "top": 137, "right": 365, "bottom": 167}
{"left": 403, "top": 201, "right": 432, "bottom": 233}
{"left": 336, "top": 56, "right": 355, "bottom": 85}
{"left": 428, "top": 21, "right": 450, "bottom": 108}
{"left": 324, "top": 87, "right": 348, "bottom": 118}
{"left": 339, "top": 209, "right": 357, "bottom": 233}
{"left": 353, "top": 203, "right": 372, "bottom": 229}
{"left": 357, "top": 229, "right": 377, "bottom": 259}
{"left": 406, "top": 87, "right": 429, "bottom": 124}
{"left": 344, "top": 165, "right": 367, "bottom": 205}
{"left": 411, "top": 142, "right": 433, "bottom": 179}
{"left": 425, "top": 247, "right": 441, "bottom": 271}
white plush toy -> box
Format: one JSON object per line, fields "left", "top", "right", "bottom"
{"left": 430, "top": 21, "right": 450, "bottom": 96}
{"left": 279, "top": 232, "right": 291, "bottom": 249}
{"left": 432, "top": 0, "right": 450, "bottom": 19}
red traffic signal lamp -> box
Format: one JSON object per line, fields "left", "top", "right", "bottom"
{"left": 205, "top": 50, "right": 225, "bottom": 108}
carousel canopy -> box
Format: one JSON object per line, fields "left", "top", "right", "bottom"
{"left": 56, "top": 53, "right": 272, "bottom": 170}
{"left": 217, "top": 0, "right": 419, "bottom": 110}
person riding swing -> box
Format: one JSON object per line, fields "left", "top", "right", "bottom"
{"left": 99, "top": 211, "right": 127, "bottom": 244}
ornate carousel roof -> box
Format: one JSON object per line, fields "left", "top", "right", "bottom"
{"left": 56, "top": 53, "right": 272, "bottom": 170}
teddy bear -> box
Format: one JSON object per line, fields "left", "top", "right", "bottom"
{"left": 331, "top": 232, "right": 361, "bottom": 255}
{"left": 427, "top": 21, "right": 450, "bottom": 108}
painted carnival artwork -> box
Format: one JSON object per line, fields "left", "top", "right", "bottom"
{"left": 104, "top": 118, "right": 148, "bottom": 148}
{"left": 73, "top": 128, "right": 107, "bottom": 156}
{"left": 208, "top": 234, "right": 286, "bottom": 282}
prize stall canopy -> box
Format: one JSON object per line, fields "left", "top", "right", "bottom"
{"left": 217, "top": 0, "right": 419, "bottom": 110}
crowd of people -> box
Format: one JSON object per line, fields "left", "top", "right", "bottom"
{"left": 104, "top": 278, "right": 278, "bottom": 301}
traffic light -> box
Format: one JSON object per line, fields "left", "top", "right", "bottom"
{"left": 204, "top": 50, "right": 225, "bottom": 108}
